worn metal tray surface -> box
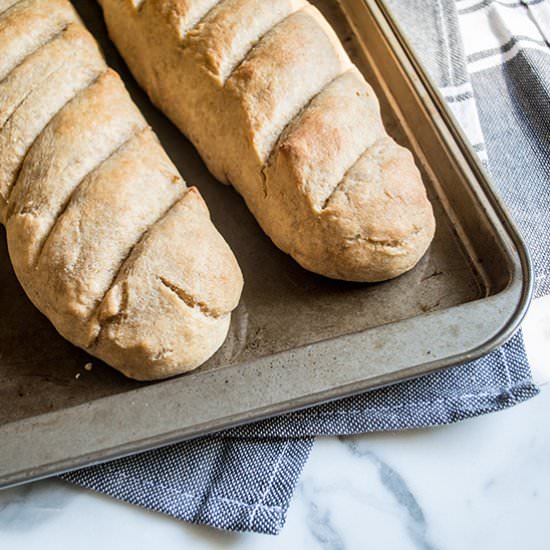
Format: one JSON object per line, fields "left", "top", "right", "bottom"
{"left": 0, "top": 0, "right": 531, "bottom": 488}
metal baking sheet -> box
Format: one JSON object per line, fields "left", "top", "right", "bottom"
{"left": 0, "top": 0, "right": 531, "bottom": 488}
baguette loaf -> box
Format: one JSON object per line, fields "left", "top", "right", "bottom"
{"left": 1, "top": 0, "right": 243, "bottom": 380}
{"left": 98, "top": 0, "right": 436, "bottom": 282}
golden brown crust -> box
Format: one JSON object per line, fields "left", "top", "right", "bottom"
{"left": 93, "top": 187, "right": 242, "bottom": 380}
{"left": 0, "top": 0, "right": 79, "bottom": 81}
{"left": 1, "top": 0, "right": 243, "bottom": 380}
{"left": 100, "top": 0, "right": 435, "bottom": 282}
{"left": 0, "top": 22, "right": 105, "bottom": 222}
{"left": 184, "top": 0, "right": 307, "bottom": 82}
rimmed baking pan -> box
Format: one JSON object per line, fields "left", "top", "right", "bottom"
{"left": 0, "top": 0, "right": 532, "bottom": 488}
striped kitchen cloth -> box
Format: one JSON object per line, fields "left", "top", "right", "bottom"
{"left": 62, "top": 0, "right": 547, "bottom": 535}
{"left": 456, "top": 0, "right": 550, "bottom": 296}
{"left": 389, "top": 0, "right": 549, "bottom": 295}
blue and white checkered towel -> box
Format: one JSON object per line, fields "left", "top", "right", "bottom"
{"left": 62, "top": 0, "right": 548, "bottom": 534}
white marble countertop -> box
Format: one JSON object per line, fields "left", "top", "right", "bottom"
{"left": 1, "top": 295, "right": 549, "bottom": 550}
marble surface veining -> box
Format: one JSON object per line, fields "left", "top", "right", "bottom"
{"left": 1, "top": 295, "right": 549, "bottom": 550}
